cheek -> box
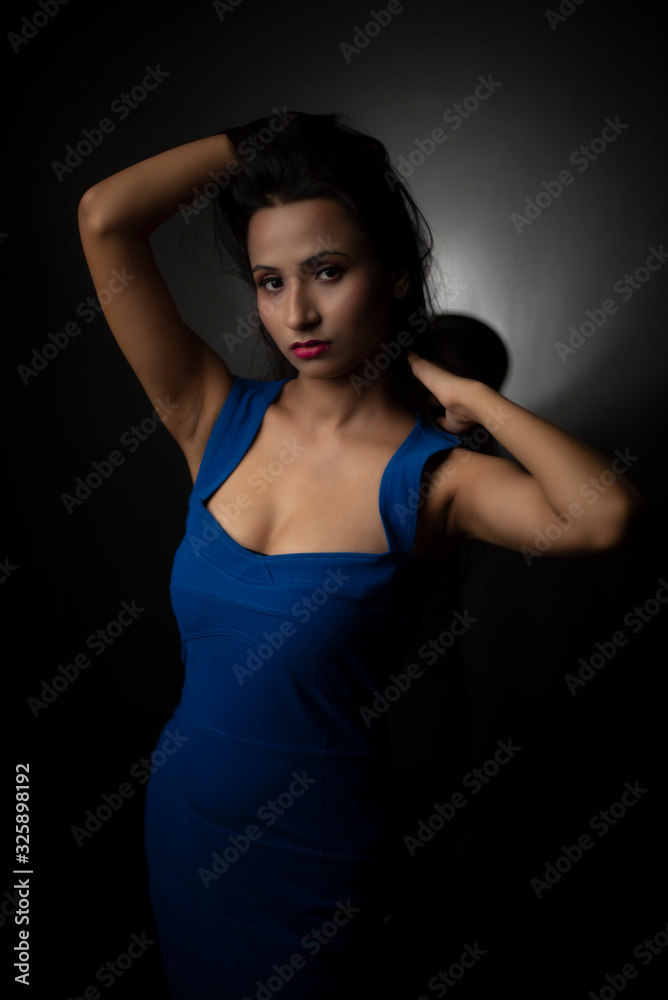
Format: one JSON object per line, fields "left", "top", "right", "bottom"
{"left": 257, "top": 293, "right": 279, "bottom": 325}
{"left": 336, "top": 276, "right": 387, "bottom": 322}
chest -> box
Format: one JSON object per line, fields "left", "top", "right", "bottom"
{"left": 202, "top": 417, "right": 450, "bottom": 559}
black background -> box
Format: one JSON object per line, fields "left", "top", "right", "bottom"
{"left": 4, "top": 0, "right": 667, "bottom": 997}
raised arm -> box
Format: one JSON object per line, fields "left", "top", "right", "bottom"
{"left": 77, "top": 134, "right": 238, "bottom": 482}
{"left": 406, "top": 351, "right": 644, "bottom": 559}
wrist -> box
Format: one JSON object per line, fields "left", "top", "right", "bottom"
{"left": 456, "top": 377, "right": 496, "bottom": 416}
{"left": 461, "top": 381, "right": 513, "bottom": 433}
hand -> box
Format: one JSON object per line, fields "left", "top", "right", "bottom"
{"left": 406, "top": 351, "right": 482, "bottom": 436}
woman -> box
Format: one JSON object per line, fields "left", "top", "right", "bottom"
{"left": 77, "top": 110, "right": 641, "bottom": 998}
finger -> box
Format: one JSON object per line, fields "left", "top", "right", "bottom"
{"left": 406, "top": 350, "right": 432, "bottom": 368}
{"left": 438, "top": 414, "right": 476, "bottom": 436}
{"left": 406, "top": 352, "right": 442, "bottom": 388}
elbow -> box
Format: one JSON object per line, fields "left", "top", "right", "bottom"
{"left": 589, "top": 491, "right": 645, "bottom": 552}
{"left": 77, "top": 186, "right": 115, "bottom": 236}
{"left": 78, "top": 187, "right": 101, "bottom": 234}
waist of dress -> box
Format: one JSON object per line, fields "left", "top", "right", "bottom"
{"left": 171, "top": 701, "right": 385, "bottom": 756}
{"left": 149, "top": 702, "right": 396, "bottom": 861}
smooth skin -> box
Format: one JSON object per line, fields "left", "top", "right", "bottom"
{"left": 78, "top": 134, "right": 642, "bottom": 560}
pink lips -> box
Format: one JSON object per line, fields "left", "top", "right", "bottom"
{"left": 290, "top": 340, "right": 332, "bottom": 359}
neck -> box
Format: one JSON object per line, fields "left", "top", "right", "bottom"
{"left": 280, "top": 364, "right": 413, "bottom": 434}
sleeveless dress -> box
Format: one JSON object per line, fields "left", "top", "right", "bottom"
{"left": 143, "top": 375, "right": 462, "bottom": 999}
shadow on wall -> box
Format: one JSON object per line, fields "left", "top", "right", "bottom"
{"left": 431, "top": 312, "right": 509, "bottom": 393}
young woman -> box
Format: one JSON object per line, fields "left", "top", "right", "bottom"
{"left": 77, "top": 111, "right": 641, "bottom": 999}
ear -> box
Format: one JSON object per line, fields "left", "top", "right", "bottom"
{"left": 390, "top": 263, "right": 410, "bottom": 299}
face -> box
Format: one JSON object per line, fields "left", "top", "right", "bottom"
{"left": 247, "top": 198, "right": 408, "bottom": 379}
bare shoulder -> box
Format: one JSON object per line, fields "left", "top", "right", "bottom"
{"left": 423, "top": 443, "right": 482, "bottom": 501}
{"left": 421, "top": 446, "right": 524, "bottom": 548}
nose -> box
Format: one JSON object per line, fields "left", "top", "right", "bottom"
{"left": 284, "top": 275, "right": 320, "bottom": 331}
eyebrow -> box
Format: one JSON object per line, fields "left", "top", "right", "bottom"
{"left": 251, "top": 250, "right": 353, "bottom": 274}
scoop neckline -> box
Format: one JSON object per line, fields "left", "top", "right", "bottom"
{"left": 197, "top": 377, "right": 423, "bottom": 560}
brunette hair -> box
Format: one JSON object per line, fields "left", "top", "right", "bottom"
{"left": 208, "top": 110, "right": 501, "bottom": 453}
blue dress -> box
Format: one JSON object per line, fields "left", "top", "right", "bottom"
{"left": 144, "top": 375, "right": 461, "bottom": 998}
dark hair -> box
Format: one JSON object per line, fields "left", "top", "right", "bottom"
{"left": 209, "top": 109, "right": 496, "bottom": 447}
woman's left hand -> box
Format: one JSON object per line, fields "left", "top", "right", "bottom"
{"left": 406, "top": 351, "right": 483, "bottom": 436}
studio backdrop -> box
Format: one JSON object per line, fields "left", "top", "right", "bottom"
{"left": 5, "top": 0, "right": 666, "bottom": 997}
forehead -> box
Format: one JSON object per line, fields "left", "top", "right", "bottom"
{"left": 247, "top": 198, "right": 371, "bottom": 262}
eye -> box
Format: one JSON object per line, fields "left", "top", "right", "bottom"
{"left": 314, "top": 265, "right": 344, "bottom": 280}
{"left": 256, "top": 265, "right": 345, "bottom": 291}
{"left": 257, "top": 275, "right": 282, "bottom": 291}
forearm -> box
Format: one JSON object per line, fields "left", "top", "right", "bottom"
{"left": 467, "top": 381, "right": 643, "bottom": 519}
{"left": 78, "top": 133, "right": 237, "bottom": 235}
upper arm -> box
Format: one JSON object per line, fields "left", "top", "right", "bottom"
{"left": 441, "top": 448, "right": 621, "bottom": 556}
{"left": 78, "top": 187, "right": 234, "bottom": 481}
